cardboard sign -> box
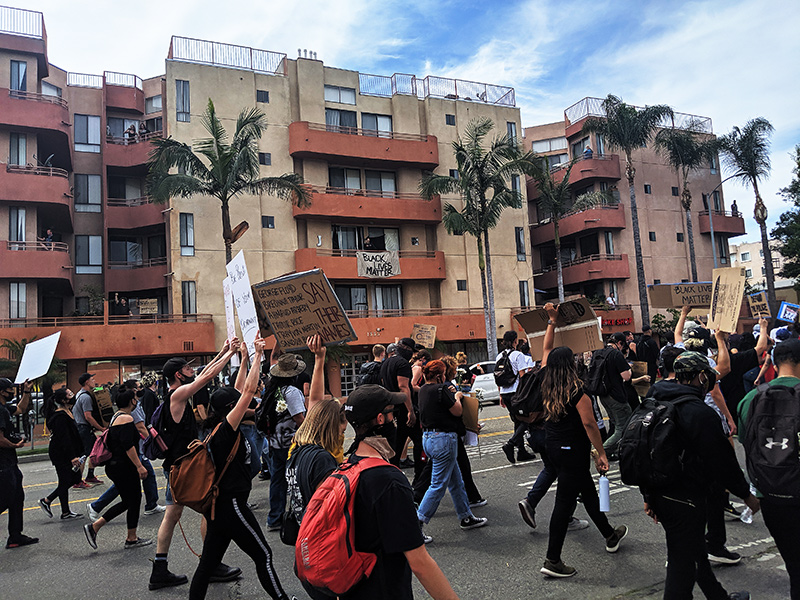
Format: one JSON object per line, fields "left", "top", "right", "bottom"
{"left": 138, "top": 299, "right": 158, "bottom": 314}
{"left": 631, "top": 361, "right": 650, "bottom": 397}
{"left": 356, "top": 251, "right": 401, "bottom": 278}
{"left": 777, "top": 301, "right": 800, "bottom": 323}
{"left": 461, "top": 393, "right": 480, "bottom": 434}
{"left": 648, "top": 282, "right": 713, "bottom": 308}
{"left": 514, "top": 299, "right": 603, "bottom": 360}
{"left": 93, "top": 387, "right": 114, "bottom": 427}
{"left": 411, "top": 324, "right": 437, "bottom": 349}
{"left": 14, "top": 331, "right": 61, "bottom": 384}
{"left": 226, "top": 251, "right": 260, "bottom": 364}
{"left": 252, "top": 269, "right": 357, "bottom": 352}
{"left": 709, "top": 267, "right": 746, "bottom": 333}
{"left": 748, "top": 291, "right": 771, "bottom": 318}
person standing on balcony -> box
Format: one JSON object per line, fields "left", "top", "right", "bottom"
{"left": 605, "top": 292, "right": 616, "bottom": 309}
{"left": 583, "top": 145, "right": 593, "bottom": 159}
{"left": 37, "top": 228, "right": 54, "bottom": 250}
{"left": 139, "top": 122, "right": 149, "bottom": 137}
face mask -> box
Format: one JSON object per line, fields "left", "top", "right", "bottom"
{"left": 699, "top": 372, "right": 716, "bottom": 395}
{"left": 177, "top": 372, "right": 195, "bottom": 385}
{"left": 376, "top": 420, "right": 397, "bottom": 447}
{"left": 136, "top": 389, "right": 145, "bottom": 398}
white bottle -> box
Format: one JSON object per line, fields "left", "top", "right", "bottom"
{"left": 599, "top": 475, "right": 610, "bottom": 512}
{"left": 740, "top": 484, "right": 758, "bottom": 524}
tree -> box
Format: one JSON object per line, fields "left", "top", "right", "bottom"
{"left": 582, "top": 95, "right": 674, "bottom": 327}
{"left": 772, "top": 145, "right": 800, "bottom": 281}
{"left": 719, "top": 118, "right": 776, "bottom": 310}
{"left": 654, "top": 125, "right": 719, "bottom": 282}
{"left": 419, "top": 118, "right": 538, "bottom": 358}
{"left": 147, "top": 99, "right": 311, "bottom": 264}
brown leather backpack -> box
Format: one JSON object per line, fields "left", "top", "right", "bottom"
{"left": 169, "top": 422, "right": 241, "bottom": 520}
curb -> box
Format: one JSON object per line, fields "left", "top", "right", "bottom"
{"left": 18, "top": 452, "right": 51, "bottom": 464}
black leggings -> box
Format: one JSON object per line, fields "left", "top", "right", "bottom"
{"left": 190, "top": 495, "right": 287, "bottom": 600}
{"left": 102, "top": 462, "right": 141, "bottom": 530}
{"left": 46, "top": 463, "right": 79, "bottom": 514}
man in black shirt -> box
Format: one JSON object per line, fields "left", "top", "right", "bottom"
{"left": 380, "top": 338, "right": 417, "bottom": 466}
{"left": 595, "top": 333, "right": 632, "bottom": 457}
{"left": 637, "top": 325, "right": 661, "bottom": 384}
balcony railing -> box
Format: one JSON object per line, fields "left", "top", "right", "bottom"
{"left": 104, "top": 71, "right": 143, "bottom": 90}
{"left": 5, "top": 240, "right": 68, "bottom": 252}
{"left": 533, "top": 199, "right": 620, "bottom": 226}
{"left": 305, "top": 184, "right": 425, "bottom": 201}
{"left": 106, "top": 130, "right": 162, "bottom": 145}
{"left": 108, "top": 257, "right": 167, "bottom": 269}
{"left": 549, "top": 152, "right": 615, "bottom": 174}
{"left": 345, "top": 307, "right": 486, "bottom": 319}
{"left": 0, "top": 314, "right": 212, "bottom": 328}
{"left": 67, "top": 73, "right": 103, "bottom": 89}
{"left": 168, "top": 36, "right": 286, "bottom": 76}
{"left": 6, "top": 164, "right": 68, "bottom": 178}
{"left": 533, "top": 254, "right": 625, "bottom": 275}
{"left": 107, "top": 196, "right": 154, "bottom": 207}
{"left": 564, "top": 96, "right": 713, "bottom": 133}
{"left": 0, "top": 5, "right": 43, "bottom": 38}
{"left": 9, "top": 89, "right": 68, "bottom": 109}
{"left": 315, "top": 249, "right": 437, "bottom": 259}
{"left": 306, "top": 122, "right": 428, "bottom": 142}
{"left": 699, "top": 209, "right": 741, "bottom": 218}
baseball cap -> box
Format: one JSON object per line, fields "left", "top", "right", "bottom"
{"left": 344, "top": 385, "right": 407, "bottom": 427}
{"left": 162, "top": 357, "right": 197, "bottom": 381}
{"left": 78, "top": 373, "right": 95, "bottom": 386}
{"left": 398, "top": 337, "right": 422, "bottom": 351}
{"left": 209, "top": 386, "right": 241, "bottom": 414}
{"left": 0, "top": 377, "right": 13, "bottom": 391}
{"left": 674, "top": 351, "right": 720, "bottom": 377}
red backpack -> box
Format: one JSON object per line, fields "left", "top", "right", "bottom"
{"left": 295, "top": 456, "right": 389, "bottom": 596}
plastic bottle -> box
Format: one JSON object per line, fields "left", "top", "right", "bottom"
{"left": 73, "top": 455, "right": 87, "bottom": 473}
{"left": 599, "top": 475, "right": 610, "bottom": 512}
{"left": 740, "top": 484, "right": 758, "bottom": 524}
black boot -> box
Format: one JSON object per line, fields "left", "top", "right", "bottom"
{"left": 209, "top": 562, "right": 242, "bottom": 582}
{"left": 149, "top": 559, "right": 189, "bottom": 590}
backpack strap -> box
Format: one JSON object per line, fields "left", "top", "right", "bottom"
{"left": 204, "top": 422, "right": 242, "bottom": 520}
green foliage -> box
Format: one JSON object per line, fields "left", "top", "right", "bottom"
{"left": 719, "top": 117, "right": 775, "bottom": 194}
{"left": 650, "top": 308, "right": 681, "bottom": 337}
{"left": 79, "top": 284, "right": 104, "bottom": 316}
{"left": 773, "top": 145, "right": 800, "bottom": 281}
{"left": 654, "top": 125, "right": 720, "bottom": 210}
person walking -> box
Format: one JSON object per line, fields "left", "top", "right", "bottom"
{"left": 595, "top": 333, "right": 633, "bottom": 459}
{"left": 72, "top": 373, "right": 105, "bottom": 487}
{"left": 498, "top": 331, "right": 535, "bottom": 464}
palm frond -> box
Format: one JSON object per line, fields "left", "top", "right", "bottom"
{"left": 245, "top": 174, "right": 312, "bottom": 207}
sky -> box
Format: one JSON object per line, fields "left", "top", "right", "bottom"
{"left": 23, "top": 0, "right": 800, "bottom": 244}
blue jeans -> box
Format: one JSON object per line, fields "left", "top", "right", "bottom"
{"left": 417, "top": 431, "right": 472, "bottom": 523}
{"left": 267, "top": 446, "right": 289, "bottom": 527}
{"left": 240, "top": 423, "right": 262, "bottom": 479}
{"left": 92, "top": 455, "right": 158, "bottom": 512}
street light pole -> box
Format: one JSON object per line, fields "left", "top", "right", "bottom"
{"left": 706, "top": 173, "right": 740, "bottom": 269}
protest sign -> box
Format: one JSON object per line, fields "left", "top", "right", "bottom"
{"left": 15, "top": 331, "right": 61, "bottom": 384}
{"left": 777, "top": 301, "right": 800, "bottom": 323}
{"left": 411, "top": 324, "right": 437, "bottom": 349}
{"left": 356, "top": 251, "right": 400, "bottom": 278}
{"left": 709, "top": 267, "right": 746, "bottom": 333}
{"left": 648, "top": 282, "right": 713, "bottom": 308}
{"left": 222, "top": 277, "right": 236, "bottom": 342}
{"left": 461, "top": 393, "right": 480, "bottom": 434}
{"left": 226, "top": 251, "right": 260, "bottom": 363}
{"left": 631, "top": 361, "right": 650, "bottom": 397}
{"left": 252, "top": 269, "right": 357, "bottom": 352}
{"left": 93, "top": 387, "right": 114, "bottom": 427}
{"left": 514, "top": 299, "right": 603, "bottom": 360}
{"left": 747, "top": 291, "right": 771, "bottom": 318}
{"left": 138, "top": 299, "right": 158, "bottom": 314}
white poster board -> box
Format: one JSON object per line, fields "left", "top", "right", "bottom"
{"left": 15, "top": 331, "right": 61, "bottom": 383}
{"left": 222, "top": 277, "right": 240, "bottom": 368}
{"left": 226, "top": 251, "right": 260, "bottom": 364}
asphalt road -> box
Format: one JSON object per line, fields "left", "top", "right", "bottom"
{"left": 1, "top": 404, "right": 791, "bottom": 600}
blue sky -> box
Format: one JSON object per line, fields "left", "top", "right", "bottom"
{"left": 27, "top": 0, "right": 800, "bottom": 243}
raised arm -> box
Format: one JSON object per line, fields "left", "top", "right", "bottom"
{"left": 172, "top": 338, "right": 238, "bottom": 404}
{"left": 306, "top": 335, "right": 327, "bottom": 410}
{"left": 234, "top": 346, "right": 249, "bottom": 392}
{"left": 541, "top": 302, "right": 559, "bottom": 368}
{"left": 674, "top": 305, "right": 690, "bottom": 345}
{"left": 227, "top": 337, "right": 265, "bottom": 431}
{"left": 754, "top": 317, "right": 769, "bottom": 358}
{"left": 714, "top": 330, "right": 731, "bottom": 378}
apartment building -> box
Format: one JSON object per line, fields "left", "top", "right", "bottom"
{"left": 0, "top": 6, "right": 531, "bottom": 393}
{"left": 730, "top": 240, "right": 798, "bottom": 304}
{"left": 524, "top": 97, "right": 747, "bottom": 332}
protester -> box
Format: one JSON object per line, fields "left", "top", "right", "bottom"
{"left": 380, "top": 338, "right": 420, "bottom": 473}
{"left": 138, "top": 372, "right": 160, "bottom": 425}
{"left": 720, "top": 317, "right": 768, "bottom": 426}
{"left": 594, "top": 333, "right": 632, "bottom": 459}
{"left": 355, "top": 344, "right": 385, "bottom": 387}
{"left": 72, "top": 373, "right": 105, "bottom": 487}
{"left": 498, "top": 330, "right": 535, "bottom": 464}
{"left": 39, "top": 388, "right": 83, "bottom": 520}
{"left": 638, "top": 325, "right": 661, "bottom": 384}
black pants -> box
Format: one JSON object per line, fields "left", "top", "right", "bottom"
{"left": 0, "top": 464, "right": 24, "bottom": 538}
{"left": 502, "top": 393, "right": 527, "bottom": 449}
{"left": 46, "top": 462, "right": 80, "bottom": 514}
{"left": 190, "top": 495, "right": 286, "bottom": 600}
{"left": 391, "top": 407, "right": 426, "bottom": 485}
{"left": 546, "top": 442, "right": 613, "bottom": 563}
{"left": 413, "top": 435, "right": 482, "bottom": 504}
{"left": 102, "top": 462, "right": 141, "bottom": 530}
{"left": 705, "top": 484, "right": 727, "bottom": 553}
{"left": 649, "top": 493, "right": 728, "bottom": 600}
{"left": 762, "top": 499, "right": 800, "bottom": 600}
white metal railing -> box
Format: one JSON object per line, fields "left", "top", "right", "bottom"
{"left": 564, "top": 96, "right": 713, "bottom": 133}
{"left": 358, "top": 72, "right": 515, "bottom": 106}
{"left": 0, "top": 5, "right": 43, "bottom": 38}
{"left": 67, "top": 73, "right": 103, "bottom": 89}
{"left": 104, "top": 71, "right": 143, "bottom": 90}
{"left": 169, "top": 36, "right": 286, "bottom": 75}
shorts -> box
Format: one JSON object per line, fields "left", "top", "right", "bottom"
{"left": 163, "top": 467, "right": 174, "bottom": 505}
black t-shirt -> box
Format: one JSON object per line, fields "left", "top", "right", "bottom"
{"left": 603, "top": 347, "right": 632, "bottom": 404}
{"left": 140, "top": 388, "right": 159, "bottom": 426}
{"left": 47, "top": 410, "right": 83, "bottom": 466}
{"left": 341, "top": 455, "right": 424, "bottom": 600}
{"left": 287, "top": 443, "right": 337, "bottom": 520}
{"left": 380, "top": 356, "right": 412, "bottom": 417}
{"left": 418, "top": 383, "right": 460, "bottom": 432}
{"left": 530, "top": 367, "right": 588, "bottom": 447}
{"left": 0, "top": 402, "right": 18, "bottom": 468}
{"left": 719, "top": 348, "right": 760, "bottom": 417}
{"left": 296, "top": 371, "right": 312, "bottom": 393}
{"left": 163, "top": 388, "right": 199, "bottom": 469}
{"left": 208, "top": 420, "right": 251, "bottom": 498}
{"left": 107, "top": 419, "right": 139, "bottom": 468}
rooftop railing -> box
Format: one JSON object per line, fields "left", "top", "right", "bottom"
{"left": 0, "top": 5, "right": 43, "bottom": 38}
{"left": 358, "top": 72, "right": 515, "bottom": 106}
{"left": 8, "top": 89, "right": 68, "bottom": 109}
{"left": 67, "top": 72, "right": 103, "bottom": 89}
{"left": 564, "top": 96, "right": 713, "bottom": 134}
{"left": 104, "top": 71, "right": 143, "bottom": 90}
{"left": 168, "top": 36, "right": 287, "bottom": 76}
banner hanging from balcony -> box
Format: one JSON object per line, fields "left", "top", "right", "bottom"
{"left": 356, "top": 250, "right": 401, "bottom": 278}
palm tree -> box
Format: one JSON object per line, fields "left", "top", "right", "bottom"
{"left": 147, "top": 99, "right": 311, "bottom": 263}
{"left": 582, "top": 95, "right": 673, "bottom": 327}
{"left": 419, "top": 118, "right": 538, "bottom": 358}
{"left": 719, "top": 118, "right": 776, "bottom": 310}
{"left": 654, "top": 124, "right": 720, "bottom": 282}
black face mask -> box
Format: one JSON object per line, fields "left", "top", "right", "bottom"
{"left": 177, "top": 372, "right": 196, "bottom": 385}
{"left": 136, "top": 389, "right": 145, "bottom": 398}
{"left": 395, "top": 346, "right": 413, "bottom": 361}
{"left": 700, "top": 371, "right": 717, "bottom": 395}
{"left": 375, "top": 420, "right": 397, "bottom": 447}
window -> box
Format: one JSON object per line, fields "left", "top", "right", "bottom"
{"left": 256, "top": 90, "right": 269, "bottom": 103}
{"left": 511, "top": 174, "right": 521, "bottom": 194}
{"left": 262, "top": 216, "right": 275, "bottom": 229}
{"left": 258, "top": 152, "right": 271, "bottom": 166}
{"left": 324, "top": 85, "right": 356, "bottom": 104}
{"left": 745, "top": 268, "right": 753, "bottom": 278}
{"left": 148, "top": 235, "right": 166, "bottom": 259}
{"left": 759, "top": 249, "right": 764, "bottom": 257}
{"left": 456, "top": 280, "right": 467, "bottom": 291}
{"left": 9, "top": 132, "right": 26, "bottom": 165}
{"left": 374, "top": 285, "right": 402, "bottom": 313}
{"left": 9, "top": 207, "right": 25, "bottom": 246}
{"left": 762, "top": 267, "right": 766, "bottom": 275}
{"left": 176, "top": 79, "right": 190, "bottom": 122}
{"left": 653, "top": 279, "right": 661, "bottom": 285}
{"left": 362, "top": 113, "right": 392, "bottom": 137}
{"left": 519, "top": 281, "right": 530, "bottom": 307}
{"left": 334, "top": 285, "right": 368, "bottom": 312}
{"left": 75, "top": 235, "right": 102, "bottom": 274}
{"left": 74, "top": 174, "right": 102, "bottom": 212}
{"left": 717, "top": 236, "right": 728, "bottom": 264}
{"left": 145, "top": 95, "right": 162, "bottom": 114}
{"left": 515, "top": 227, "right": 526, "bottom": 261}
{"left": 445, "top": 114, "right": 456, "bottom": 126}
{"left": 547, "top": 153, "right": 568, "bottom": 169}
{"left": 181, "top": 281, "right": 197, "bottom": 314}
{"left": 329, "top": 167, "right": 361, "bottom": 191}
{"left": 332, "top": 225, "right": 363, "bottom": 251}
{"left": 571, "top": 137, "right": 589, "bottom": 158}
{"left": 671, "top": 186, "right": 679, "bottom": 196}
{"left": 531, "top": 137, "right": 568, "bottom": 153}
{"left": 9, "top": 283, "right": 26, "bottom": 319}
{"left": 604, "top": 231, "right": 614, "bottom": 254}
{"left": 145, "top": 117, "right": 162, "bottom": 133}
{"left": 10, "top": 60, "right": 26, "bottom": 92}
{"left": 710, "top": 155, "right": 718, "bottom": 174}
{"left": 107, "top": 116, "right": 140, "bottom": 138}
{"left": 595, "top": 134, "right": 605, "bottom": 156}
{"left": 449, "top": 169, "right": 459, "bottom": 179}
{"left": 712, "top": 190, "right": 721, "bottom": 212}
{"left": 649, "top": 231, "right": 656, "bottom": 242}
{"left": 41, "top": 81, "right": 62, "bottom": 97}
{"left": 365, "top": 171, "right": 396, "bottom": 197}
{"left": 741, "top": 251, "right": 751, "bottom": 262}
{"left": 644, "top": 184, "right": 652, "bottom": 194}
{"left": 325, "top": 108, "right": 357, "bottom": 133}
{"left": 411, "top": 237, "right": 419, "bottom": 246}
{"left": 179, "top": 213, "right": 194, "bottom": 256}
{"left": 677, "top": 232, "right": 684, "bottom": 242}
{"left": 74, "top": 114, "right": 101, "bottom": 152}
{"left": 109, "top": 237, "right": 142, "bottom": 264}
{"left": 506, "top": 122, "right": 517, "bottom": 143}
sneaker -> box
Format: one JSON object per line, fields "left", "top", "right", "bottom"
{"left": 541, "top": 558, "right": 577, "bottom": 578}
{"left": 257, "top": 471, "right": 271, "bottom": 481}
{"left": 87, "top": 502, "right": 101, "bottom": 521}
{"left": 469, "top": 498, "right": 488, "bottom": 508}
{"left": 6, "top": 534, "right": 39, "bottom": 549}
{"left": 266, "top": 522, "right": 282, "bottom": 532}
{"left": 85, "top": 476, "right": 104, "bottom": 486}
{"left": 124, "top": 537, "right": 153, "bottom": 549}
{"left": 708, "top": 548, "right": 742, "bottom": 565}
{"left": 518, "top": 498, "right": 537, "bottom": 529}
{"left": 143, "top": 505, "right": 166, "bottom": 515}
{"left": 39, "top": 498, "right": 53, "bottom": 518}
{"left": 605, "top": 525, "right": 628, "bottom": 553}
{"left": 501, "top": 443, "right": 516, "bottom": 465}
{"left": 419, "top": 521, "right": 433, "bottom": 544}
{"left": 149, "top": 562, "right": 188, "bottom": 590}
{"left": 60, "top": 511, "right": 83, "bottom": 520}
{"left": 72, "top": 480, "right": 91, "bottom": 489}
{"left": 723, "top": 503, "right": 742, "bottom": 519}
{"left": 83, "top": 523, "right": 98, "bottom": 550}
{"left": 567, "top": 517, "right": 590, "bottom": 531}
{"left": 727, "top": 592, "right": 750, "bottom": 600}
{"left": 517, "top": 449, "right": 536, "bottom": 462}
{"left": 460, "top": 516, "right": 488, "bottom": 530}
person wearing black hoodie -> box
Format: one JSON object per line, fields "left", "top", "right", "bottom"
{"left": 39, "top": 388, "right": 84, "bottom": 519}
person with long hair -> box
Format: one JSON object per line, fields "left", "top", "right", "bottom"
{"left": 538, "top": 303, "right": 628, "bottom": 578}
{"left": 39, "top": 388, "right": 84, "bottom": 520}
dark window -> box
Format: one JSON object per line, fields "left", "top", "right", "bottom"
{"left": 654, "top": 279, "right": 661, "bottom": 285}
{"left": 671, "top": 186, "right": 679, "bottom": 196}
{"left": 262, "top": 216, "right": 275, "bottom": 229}
{"left": 74, "top": 114, "right": 101, "bottom": 152}
{"left": 325, "top": 108, "right": 358, "bottom": 133}
{"left": 515, "top": 227, "right": 526, "bottom": 261}
{"left": 176, "top": 80, "right": 190, "bottom": 122}
{"left": 449, "top": 169, "right": 459, "bottom": 179}
{"left": 179, "top": 213, "right": 194, "bottom": 256}
{"left": 181, "top": 281, "right": 196, "bottom": 314}
{"left": 456, "top": 280, "right": 467, "bottom": 291}
{"left": 256, "top": 90, "right": 269, "bottom": 103}
{"left": 519, "top": 280, "right": 530, "bottom": 307}
{"left": 506, "top": 122, "right": 517, "bottom": 143}
{"left": 10, "top": 60, "right": 26, "bottom": 91}
{"left": 649, "top": 231, "right": 656, "bottom": 242}
{"left": 259, "top": 152, "right": 271, "bottom": 166}
{"left": 681, "top": 279, "right": 689, "bottom": 283}
{"left": 445, "top": 114, "right": 456, "bottom": 126}
{"left": 511, "top": 174, "right": 520, "bottom": 194}
{"left": 677, "top": 232, "right": 684, "bottom": 242}
{"left": 644, "top": 184, "right": 652, "bottom": 194}
{"left": 148, "top": 235, "right": 166, "bottom": 259}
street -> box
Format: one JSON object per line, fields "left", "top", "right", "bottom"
{"left": 1, "top": 404, "right": 790, "bottom": 600}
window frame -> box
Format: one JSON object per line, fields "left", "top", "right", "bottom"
{"left": 519, "top": 280, "right": 530, "bottom": 307}
{"left": 262, "top": 215, "right": 275, "bottom": 229}
{"left": 456, "top": 280, "right": 467, "bottom": 292}
{"left": 176, "top": 79, "right": 190, "bottom": 122}
{"left": 9, "top": 131, "right": 26, "bottom": 165}
{"left": 145, "top": 95, "right": 162, "bottom": 114}
{"left": 179, "top": 213, "right": 195, "bottom": 256}
{"left": 181, "top": 281, "right": 197, "bottom": 314}
{"left": 9, "top": 282, "right": 26, "bottom": 319}
{"left": 75, "top": 235, "right": 103, "bottom": 274}
{"left": 324, "top": 85, "right": 356, "bottom": 105}
{"left": 74, "top": 114, "right": 101, "bottom": 152}
{"left": 445, "top": 114, "right": 456, "bottom": 126}
{"left": 515, "top": 226, "right": 526, "bottom": 261}
{"left": 74, "top": 174, "right": 102, "bottom": 212}
{"left": 10, "top": 60, "right": 27, "bottom": 92}
{"left": 256, "top": 90, "right": 269, "bottom": 103}
{"left": 258, "top": 152, "right": 272, "bottom": 166}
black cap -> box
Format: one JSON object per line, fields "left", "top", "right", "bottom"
{"left": 210, "top": 386, "right": 241, "bottom": 414}
{"left": 78, "top": 373, "right": 95, "bottom": 386}
{"left": 609, "top": 332, "right": 626, "bottom": 344}
{"left": 398, "top": 337, "right": 420, "bottom": 350}
{"left": 0, "top": 377, "right": 13, "bottom": 391}
{"left": 344, "top": 385, "right": 407, "bottom": 427}
{"left": 162, "top": 357, "right": 197, "bottom": 381}
{"left": 642, "top": 324, "right": 652, "bottom": 333}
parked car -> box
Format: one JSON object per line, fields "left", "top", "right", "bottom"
{"left": 468, "top": 361, "right": 500, "bottom": 406}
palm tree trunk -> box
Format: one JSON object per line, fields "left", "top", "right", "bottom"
{"left": 483, "top": 227, "right": 498, "bottom": 359}
{"left": 476, "top": 236, "right": 493, "bottom": 359}
{"left": 753, "top": 182, "right": 777, "bottom": 312}
{"left": 685, "top": 208, "right": 698, "bottom": 282}
{"left": 221, "top": 197, "right": 233, "bottom": 264}
{"left": 554, "top": 218, "right": 565, "bottom": 302}
{"left": 626, "top": 155, "right": 650, "bottom": 326}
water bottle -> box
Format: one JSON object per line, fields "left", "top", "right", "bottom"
{"left": 73, "top": 455, "right": 87, "bottom": 473}
{"left": 740, "top": 484, "right": 758, "bottom": 524}
{"left": 599, "top": 475, "right": 610, "bottom": 512}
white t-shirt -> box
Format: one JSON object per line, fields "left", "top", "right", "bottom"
{"left": 495, "top": 349, "right": 528, "bottom": 394}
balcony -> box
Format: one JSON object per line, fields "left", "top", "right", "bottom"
{"left": 105, "top": 71, "right": 145, "bottom": 112}
{"left": 345, "top": 307, "right": 487, "bottom": 345}
{"left": 698, "top": 210, "right": 746, "bottom": 237}
{"left": 294, "top": 248, "right": 446, "bottom": 280}
{"left": 1, "top": 165, "right": 72, "bottom": 227}
{"left": 293, "top": 186, "right": 441, "bottom": 224}
{"left": 533, "top": 254, "right": 630, "bottom": 289}
{"left": 0, "top": 314, "right": 216, "bottom": 360}
{"left": 530, "top": 202, "right": 625, "bottom": 246}
{"left": 0, "top": 7, "right": 49, "bottom": 75}
{"left": 289, "top": 121, "right": 438, "bottom": 169}
{"left": 104, "top": 131, "right": 161, "bottom": 168}
{"left": 105, "top": 257, "right": 168, "bottom": 293}
{"left": 0, "top": 241, "right": 73, "bottom": 290}
{"left": 1, "top": 88, "right": 70, "bottom": 135}
{"left": 551, "top": 154, "right": 621, "bottom": 186}
{"left": 107, "top": 197, "right": 166, "bottom": 229}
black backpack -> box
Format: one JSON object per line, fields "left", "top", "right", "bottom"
{"left": 509, "top": 371, "right": 542, "bottom": 418}
{"left": 618, "top": 395, "right": 693, "bottom": 488}
{"left": 584, "top": 348, "right": 611, "bottom": 397}
{"left": 742, "top": 383, "right": 800, "bottom": 500}
{"left": 494, "top": 350, "right": 517, "bottom": 388}
{"left": 355, "top": 361, "right": 382, "bottom": 387}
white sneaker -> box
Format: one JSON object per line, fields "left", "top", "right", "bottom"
{"left": 144, "top": 505, "right": 166, "bottom": 515}
{"left": 567, "top": 517, "right": 590, "bottom": 531}
{"left": 87, "top": 502, "right": 100, "bottom": 521}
